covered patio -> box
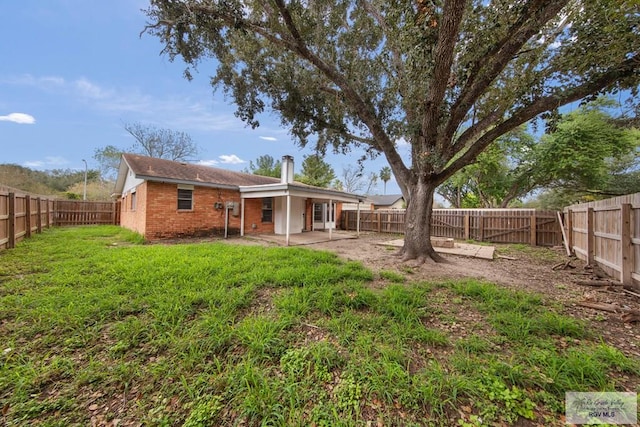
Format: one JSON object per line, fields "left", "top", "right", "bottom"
{"left": 250, "top": 230, "right": 358, "bottom": 246}
{"left": 238, "top": 156, "right": 364, "bottom": 246}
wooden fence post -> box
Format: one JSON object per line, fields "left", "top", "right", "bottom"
{"left": 46, "top": 199, "right": 51, "bottom": 228}
{"left": 566, "top": 209, "right": 573, "bottom": 254}
{"left": 25, "top": 195, "right": 31, "bottom": 238}
{"left": 464, "top": 214, "right": 470, "bottom": 240}
{"left": 377, "top": 212, "right": 381, "bottom": 233}
{"left": 620, "top": 204, "right": 633, "bottom": 289}
{"left": 36, "top": 197, "right": 42, "bottom": 233}
{"left": 479, "top": 214, "right": 485, "bottom": 242}
{"left": 586, "top": 207, "right": 594, "bottom": 266}
{"left": 8, "top": 193, "right": 15, "bottom": 249}
{"left": 530, "top": 213, "right": 537, "bottom": 246}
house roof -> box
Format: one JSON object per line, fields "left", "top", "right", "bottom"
{"left": 113, "top": 153, "right": 363, "bottom": 203}
{"left": 118, "top": 153, "right": 280, "bottom": 189}
{"left": 369, "top": 194, "right": 404, "bottom": 206}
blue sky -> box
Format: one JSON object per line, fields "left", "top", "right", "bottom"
{"left": 0, "top": 0, "right": 405, "bottom": 195}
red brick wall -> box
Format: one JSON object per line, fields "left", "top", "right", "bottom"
{"left": 335, "top": 202, "right": 343, "bottom": 229}
{"left": 243, "top": 198, "right": 275, "bottom": 235}
{"left": 119, "top": 181, "right": 351, "bottom": 239}
{"left": 305, "top": 199, "right": 313, "bottom": 231}
{"left": 119, "top": 181, "right": 274, "bottom": 240}
{"left": 120, "top": 182, "right": 147, "bottom": 237}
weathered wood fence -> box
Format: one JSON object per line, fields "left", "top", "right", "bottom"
{"left": 564, "top": 193, "right": 639, "bottom": 290}
{"left": 54, "top": 200, "right": 121, "bottom": 227}
{"left": 1, "top": 188, "right": 120, "bottom": 251}
{"left": 341, "top": 208, "right": 562, "bottom": 246}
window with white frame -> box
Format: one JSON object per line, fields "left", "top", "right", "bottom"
{"left": 262, "top": 198, "right": 273, "bottom": 223}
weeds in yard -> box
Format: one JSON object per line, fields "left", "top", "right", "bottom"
{"left": 1, "top": 226, "right": 638, "bottom": 426}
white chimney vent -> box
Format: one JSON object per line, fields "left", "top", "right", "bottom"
{"left": 281, "top": 155, "right": 294, "bottom": 184}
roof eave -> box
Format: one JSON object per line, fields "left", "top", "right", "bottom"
{"left": 137, "top": 175, "right": 240, "bottom": 190}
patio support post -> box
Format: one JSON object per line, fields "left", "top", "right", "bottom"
{"left": 329, "top": 199, "right": 333, "bottom": 241}
{"left": 356, "top": 202, "right": 360, "bottom": 237}
{"left": 286, "top": 194, "right": 291, "bottom": 246}
{"left": 240, "top": 198, "right": 245, "bottom": 236}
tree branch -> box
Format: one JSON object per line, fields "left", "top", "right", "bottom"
{"left": 423, "top": 0, "right": 466, "bottom": 145}
{"left": 439, "top": 53, "right": 640, "bottom": 182}
{"left": 270, "top": 0, "right": 412, "bottom": 187}
{"left": 443, "top": 0, "right": 569, "bottom": 145}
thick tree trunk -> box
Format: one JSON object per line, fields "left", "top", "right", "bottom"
{"left": 400, "top": 179, "right": 446, "bottom": 263}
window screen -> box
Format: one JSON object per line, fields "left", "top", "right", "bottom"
{"left": 177, "top": 188, "right": 193, "bottom": 210}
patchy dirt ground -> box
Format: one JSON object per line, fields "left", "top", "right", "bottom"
{"left": 307, "top": 232, "right": 640, "bottom": 360}
{"left": 218, "top": 231, "right": 640, "bottom": 360}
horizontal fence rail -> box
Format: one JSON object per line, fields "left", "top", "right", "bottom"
{"left": 1, "top": 188, "right": 120, "bottom": 251}
{"left": 341, "top": 208, "right": 562, "bottom": 247}
{"left": 564, "top": 192, "right": 639, "bottom": 291}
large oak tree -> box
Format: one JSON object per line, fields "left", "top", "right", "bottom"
{"left": 144, "top": 0, "right": 639, "bottom": 262}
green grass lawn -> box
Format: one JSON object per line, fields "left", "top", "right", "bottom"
{"left": 1, "top": 226, "right": 638, "bottom": 426}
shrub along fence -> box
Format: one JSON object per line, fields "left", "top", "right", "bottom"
{"left": 564, "top": 192, "right": 639, "bottom": 291}
{"left": 341, "top": 208, "right": 562, "bottom": 246}
{"left": 1, "top": 187, "right": 120, "bottom": 251}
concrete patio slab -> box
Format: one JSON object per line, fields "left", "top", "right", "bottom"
{"left": 251, "top": 231, "right": 358, "bottom": 246}
{"left": 381, "top": 239, "right": 495, "bottom": 260}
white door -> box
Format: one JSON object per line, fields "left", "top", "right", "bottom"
{"left": 313, "top": 203, "right": 335, "bottom": 230}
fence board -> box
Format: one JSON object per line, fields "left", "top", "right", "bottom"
{"left": 341, "top": 208, "right": 561, "bottom": 246}
{"left": 565, "top": 193, "right": 640, "bottom": 291}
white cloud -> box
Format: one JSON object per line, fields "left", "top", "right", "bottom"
{"left": 23, "top": 156, "right": 68, "bottom": 169}
{"left": 0, "top": 74, "right": 65, "bottom": 89}
{"left": 0, "top": 113, "right": 36, "bottom": 124}
{"left": 1, "top": 73, "right": 245, "bottom": 132}
{"left": 75, "top": 77, "right": 110, "bottom": 100}
{"left": 197, "top": 154, "right": 245, "bottom": 166}
{"left": 218, "top": 154, "right": 245, "bottom": 164}
{"left": 260, "top": 136, "right": 278, "bottom": 141}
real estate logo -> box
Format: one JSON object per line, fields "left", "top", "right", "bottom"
{"left": 565, "top": 392, "right": 637, "bottom": 425}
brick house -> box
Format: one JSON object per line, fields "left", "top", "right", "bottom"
{"left": 113, "top": 154, "right": 363, "bottom": 243}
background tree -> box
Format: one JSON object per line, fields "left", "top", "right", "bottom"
{"left": 535, "top": 102, "right": 639, "bottom": 195}
{"left": 438, "top": 126, "right": 537, "bottom": 208}
{"left": 124, "top": 122, "right": 199, "bottom": 161}
{"left": 379, "top": 167, "right": 392, "bottom": 195}
{"left": 93, "top": 145, "right": 123, "bottom": 181}
{"left": 94, "top": 122, "right": 200, "bottom": 179}
{"left": 338, "top": 165, "right": 378, "bottom": 194}
{"left": 296, "top": 155, "right": 336, "bottom": 188}
{"left": 145, "top": 0, "right": 639, "bottom": 262}
{"left": 0, "top": 164, "right": 103, "bottom": 199}
{"left": 243, "top": 154, "right": 282, "bottom": 177}
{"left": 65, "top": 179, "right": 115, "bottom": 201}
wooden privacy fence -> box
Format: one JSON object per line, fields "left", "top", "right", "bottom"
{"left": 54, "top": 200, "right": 120, "bottom": 227}
{"left": 1, "top": 189, "right": 120, "bottom": 251}
{"left": 0, "top": 190, "right": 55, "bottom": 250}
{"left": 564, "top": 193, "right": 640, "bottom": 291}
{"left": 341, "top": 208, "right": 562, "bottom": 246}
